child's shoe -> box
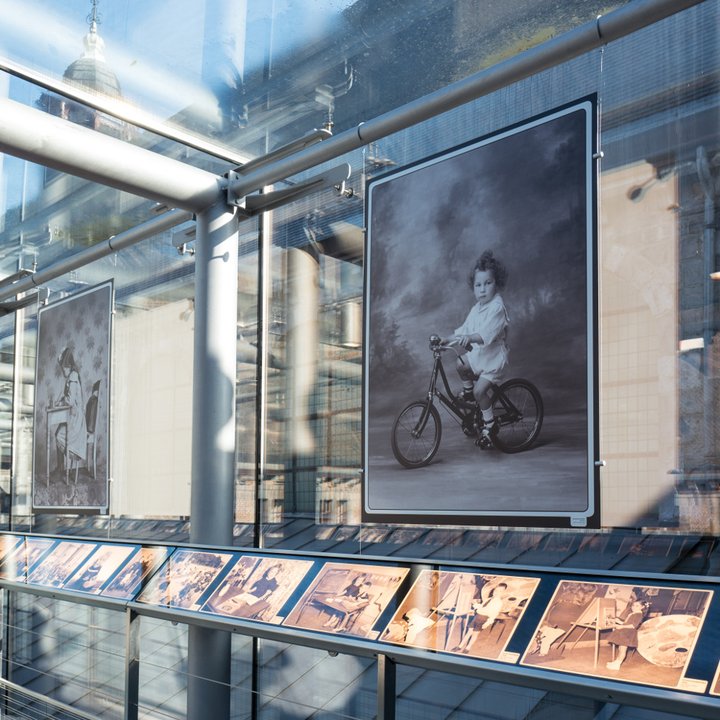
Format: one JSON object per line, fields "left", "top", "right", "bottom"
{"left": 457, "top": 388, "right": 475, "bottom": 404}
{"left": 476, "top": 420, "right": 497, "bottom": 449}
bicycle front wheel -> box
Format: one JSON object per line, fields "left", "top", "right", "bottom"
{"left": 491, "top": 379, "right": 543, "bottom": 453}
{"left": 391, "top": 401, "right": 442, "bottom": 468}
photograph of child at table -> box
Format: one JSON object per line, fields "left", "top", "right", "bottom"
{"left": 283, "top": 562, "right": 409, "bottom": 638}
{"left": 521, "top": 581, "right": 713, "bottom": 688}
{"left": 380, "top": 570, "right": 538, "bottom": 660}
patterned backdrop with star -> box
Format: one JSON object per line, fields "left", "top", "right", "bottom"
{"left": 32, "top": 281, "right": 112, "bottom": 511}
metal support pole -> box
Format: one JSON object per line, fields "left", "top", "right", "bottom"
{"left": 124, "top": 609, "right": 140, "bottom": 720}
{"left": 285, "top": 246, "right": 320, "bottom": 515}
{"left": 377, "top": 654, "right": 396, "bottom": 720}
{"left": 187, "top": 199, "right": 239, "bottom": 719}
{"left": 698, "top": 146, "right": 718, "bottom": 461}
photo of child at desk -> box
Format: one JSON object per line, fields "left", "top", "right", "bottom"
{"left": 380, "top": 570, "right": 538, "bottom": 660}
{"left": 283, "top": 562, "right": 409, "bottom": 638}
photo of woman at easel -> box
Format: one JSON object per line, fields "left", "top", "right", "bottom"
{"left": 521, "top": 581, "right": 713, "bottom": 688}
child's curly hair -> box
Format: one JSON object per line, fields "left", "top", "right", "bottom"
{"left": 467, "top": 250, "right": 508, "bottom": 290}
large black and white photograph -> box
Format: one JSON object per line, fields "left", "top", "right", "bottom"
{"left": 364, "top": 100, "right": 596, "bottom": 526}
{"left": 32, "top": 281, "right": 113, "bottom": 512}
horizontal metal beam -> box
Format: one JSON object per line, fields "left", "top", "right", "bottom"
{"left": 0, "top": 55, "right": 252, "bottom": 168}
{"left": 0, "top": 98, "right": 223, "bottom": 212}
{"left": 0, "top": 208, "right": 192, "bottom": 302}
{"left": 229, "top": 0, "right": 706, "bottom": 200}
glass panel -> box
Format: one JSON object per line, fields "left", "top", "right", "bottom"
{"left": 257, "top": 642, "right": 376, "bottom": 719}
{"left": 259, "top": 0, "right": 720, "bottom": 557}
{"left": 0, "top": 1, "right": 629, "bottom": 156}
{"left": 598, "top": 2, "right": 720, "bottom": 532}
{"left": 8, "top": 594, "right": 125, "bottom": 717}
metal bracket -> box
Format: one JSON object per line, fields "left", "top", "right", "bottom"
{"left": 0, "top": 287, "right": 48, "bottom": 316}
{"left": 172, "top": 226, "right": 197, "bottom": 257}
{"left": 229, "top": 163, "right": 351, "bottom": 216}
{"left": 232, "top": 128, "right": 332, "bottom": 177}
{"left": 0, "top": 266, "right": 35, "bottom": 295}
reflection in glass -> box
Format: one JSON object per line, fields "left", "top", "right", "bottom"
{"left": 63, "top": 542, "right": 137, "bottom": 594}
{"left": 136, "top": 549, "right": 234, "bottom": 610}
{"left": 26, "top": 540, "right": 97, "bottom": 587}
{"left": 0, "top": 537, "right": 56, "bottom": 581}
{"left": 102, "top": 545, "right": 173, "bottom": 600}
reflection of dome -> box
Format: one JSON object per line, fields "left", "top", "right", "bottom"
{"left": 63, "top": 21, "right": 121, "bottom": 98}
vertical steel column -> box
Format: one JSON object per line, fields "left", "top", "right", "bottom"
{"left": 187, "top": 200, "right": 239, "bottom": 719}
{"left": 285, "top": 247, "right": 320, "bottom": 514}
{"left": 124, "top": 609, "right": 140, "bottom": 720}
{"left": 377, "top": 654, "right": 396, "bottom": 720}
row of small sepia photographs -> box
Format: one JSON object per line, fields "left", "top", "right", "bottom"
{"left": 0, "top": 534, "right": 719, "bottom": 695}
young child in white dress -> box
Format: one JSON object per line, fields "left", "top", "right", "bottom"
{"left": 444, "top": 250, "right": 509, "bottom": 447}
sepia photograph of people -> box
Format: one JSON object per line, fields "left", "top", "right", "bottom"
{"left": 27, "top": 541, "right": 97, "bottom": 588}
{"left": 63, "top": 543, "right": 138, "bottom": 594}
{"left": 521, "top": 581, "right": 713, "bottom": 689}
{"left": 136, "top": 549, "right": 234, "bottom": 610}
{"left": 380, "top": 570, "right": 538, "bottom": 660}
{"left": 101, "top": 545, "right": 173, "bottom": 600}
{"left": 284, "top": 562, "right": 409, "bottom": 638}
{"left": 203, "top": 556, "right": 314, "bottom": 623}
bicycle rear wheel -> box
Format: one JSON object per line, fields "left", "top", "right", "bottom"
{"left": 391, "top": 401, "right": 442, "bottom": 468}
{"left": 491, "top": 379, "right": 543, "bottom": 453}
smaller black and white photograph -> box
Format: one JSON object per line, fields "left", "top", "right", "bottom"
{"left": 521, "top": 581, "right": 713, "bottom": 689}
{"left": 380, "top": 570, "right": 538, "bottom": 660}
{"left": 0, "top": 537, "right": 55, "bottom": 581}
{"left": 101, "top": 545, "right": 173, "bottom": 600}
{"left": 283, "top": 562, "right": 409, "bottom": 638}
{"left": 136, "top": 549, "right": 234, "bottom": 610}
{"left": 32, "top": 281, "right": 113, "bottom": 512}
{"left": 26, "top": 541, "right": 97, "bottom": 588}
{"left": 203, "top": 557, "right": 314, "bottom": 623}
{"left": 63, "top": 543, "right": 138, "bottom": 594}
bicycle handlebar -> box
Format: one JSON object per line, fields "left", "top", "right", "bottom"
{"left": 428, "top": 334, "right": 470, "bottom": 354}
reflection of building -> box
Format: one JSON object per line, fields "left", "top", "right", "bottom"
{"left": 39, "top": 12, "right": 125, "bottom": 137}
{"left": 316, "top": 471, "right": 361, "bottom": 525}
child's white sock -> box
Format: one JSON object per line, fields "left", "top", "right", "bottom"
{"left": 482, "top": 408, "right": 494, "bottom": 424}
